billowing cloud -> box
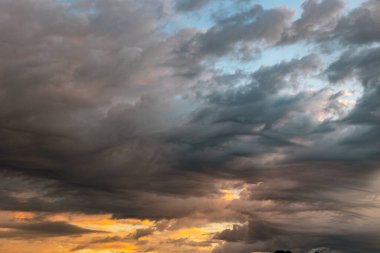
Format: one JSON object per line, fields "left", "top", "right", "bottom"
{"left": 332, "top": 0, "right": 380, "bottom": 45}
{"left": 280, "top": 0, "right": 345, "bottom": 44}
{"left": 197, "top": 5, "right": 294, "bottom": 57}
{"left": 0, "top": 0, "right": 380, "bottom": 252}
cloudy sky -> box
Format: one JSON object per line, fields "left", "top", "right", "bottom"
{"left": 1, "top": 0, "right": 380, "bottom": 252}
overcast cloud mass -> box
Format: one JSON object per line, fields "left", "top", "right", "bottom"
{"left": 0, "top": 1, "right": 380, "bottom": 253}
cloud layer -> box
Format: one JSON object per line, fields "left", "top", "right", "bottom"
{"left": 0, "top": 0, "right": 380, "bottom": 252}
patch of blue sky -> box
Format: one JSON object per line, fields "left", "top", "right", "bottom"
{"left": 254, "top": 43, "right": 312, "bottom": 68}
{"left": 55, "top": 0, "right": 97, "bottom": 16}
{"left": 258, "top": 0, "right": 366, "bottom": 17}
{"left": 55, "top": 0, "right": 73, "bottom": 4}
{"left": 255, "top": 0, "right": 367, "bottom": 21}
{"left": 163, "top": 1, "right": 253, "bottom": 33}
{"left": 210, "top": 43, "right": 313, "bottom": 92}
{"left": 162, "top": 0, "right": 363, "bottom": 36}
{"left": 345, "top": 0, "right": 366, "bottom": 13}
{"left": 213, "top": 42, "right": 312, "bottom": 74}
{"left": 256, "top": 0, "right": 303, "bottom": 18}
{"left": 162, "top": 0, "right": 302, "bottom": 35}
{"left": 162, "top": 1, "right": 218, "bottom": 34}
{"left": 213, "top": 39, "right": 364, "bottom": 104}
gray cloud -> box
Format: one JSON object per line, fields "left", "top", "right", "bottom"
{"left": 213, "top": 217, "right": 380, "bottom": 253}
{"left": 175, "top": 0, "right": 211, "bottom": 12}
{"left": 215, "top": 219, "right": 284, "bottom": 243}
{"left": 196, "top": 5, "right": 294, "bottom": 57}
{"left": 332, "top": 0, "right": 380, "bottom": 45}
{"left": 0, "top": 0, "right": 380, "bottom": 252}
{"left": 128, "top": 228, "right": 156, "bottom": 240}
{"left": 280, "top": 0, "right": 344, "bottom": 44}
{"left": 0, "top": 221, "right": 100, "bottom": 238}
{"left": 326, "top": 46, "right": 380, "bottom": 86}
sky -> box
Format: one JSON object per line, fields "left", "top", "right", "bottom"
{"left": 0, "top": 0, "right": 380, "bottom": 253}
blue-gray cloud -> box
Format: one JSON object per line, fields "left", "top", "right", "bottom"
{"left": 0, "top": 0, "right": 379, "bottom": 252}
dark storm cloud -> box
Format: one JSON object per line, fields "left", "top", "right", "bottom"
{"left": 0, "top": 221, "right": 100, "bottom": 238}
{"left": 324, "top": 46, "right": 380, "bottom": 162}
{"left": 166, "top": 91, "right": 302, "bottom": 172}
{"left": 214, "top": 232, "right": 380, "bottom": 253}
{"left": 345, "top": 86, "right": 380, "bottom": 125}
{"left": 166, "top": 54, "right": 323, "bottom": 172}
{"left": 214, "top": 216, "right": 380, "bottom": 253}
{"left": 326, "top": 46, "right": 380, "bottom": 86}
{"left": 0, "top": 175, "right": 226, "bottom": 219}
{"left": 215, "top": 219, "right": 284, "bottom": 243}
{"left": 0, "top": 0, "right": 221, "bottom": 219}
{"left": 1, "top": 0, "right": 380, "bottom": 252}
{"left": 337, "top": 87, "right": 380, "bottom": 161}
